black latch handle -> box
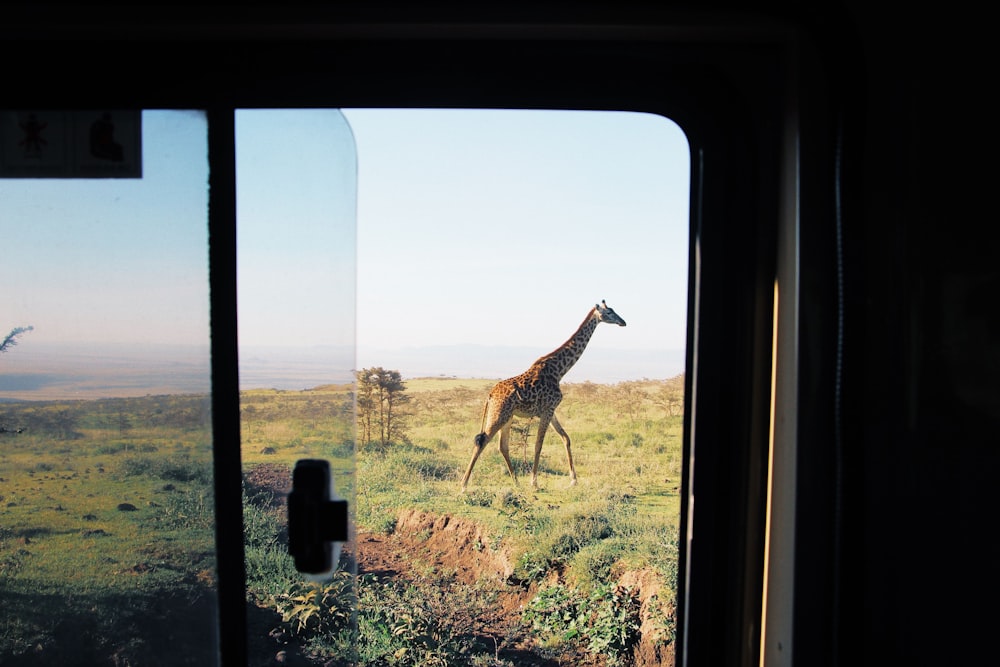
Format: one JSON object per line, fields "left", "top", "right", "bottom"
{"left": 287, "top": 459, "right": 349, "bottom": 575}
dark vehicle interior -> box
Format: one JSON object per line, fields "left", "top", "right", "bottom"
{"left": 2, "top": 2, "right": 995, "bottom": 665}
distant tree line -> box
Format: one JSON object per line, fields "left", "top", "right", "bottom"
{"left": 0, "top": 395, "right": 213, "bottom": 439}
{"left": 0, "top": 405, "right": 83, "bottom": 439}
{"left": 355, "top": 367, "right": 409, "bottom": 448}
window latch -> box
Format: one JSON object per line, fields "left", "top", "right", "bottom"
{"left": 287, "top": 459, "right": 348, "bottom": 575}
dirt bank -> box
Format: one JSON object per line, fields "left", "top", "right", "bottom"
{"left": 243, "top": 463, "right": 674, "bottom": 665}
{"left": 361, "top": 509, "right": 675, "bottom": 666}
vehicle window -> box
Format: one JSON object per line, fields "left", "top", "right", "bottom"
{"left": 235, "top": 110, "right": 358, "bottom": 662}
{"left": 236, "top": 108, "right": 690, "bottom": 665}
{"left": 2, "top": 107, "right": 689, "bottom": 666}
{"left": 1, "top": 110, "right": 216, "bottom": 665}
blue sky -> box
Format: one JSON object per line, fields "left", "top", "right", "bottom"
{"left": 236, "top": 110, "right": 357, "bottom": 352}
{"left": 1, "top": 110, "right": 210, "bottom": 348}
{"left": 344, "top": 109, "right": 690, "bottom": 379}
{"left": 2, "top": 108, "right": 689, "bottom": 388}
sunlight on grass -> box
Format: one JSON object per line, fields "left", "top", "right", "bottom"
{"left": 1, "top": 394, "right": 217, "bottom": 663}
{"left": 1, "top": 376, "right": 683, "bottom": 664}
{"left": 357, "top": 376, "right": 684, "bottom": 588}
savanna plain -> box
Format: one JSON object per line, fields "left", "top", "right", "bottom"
{"left": 1, "top": 375, "right": 683, "bottom": 666}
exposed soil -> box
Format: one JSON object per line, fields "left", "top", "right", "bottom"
{"left": 358, "top": 509, "right": 595, "bottom": 666}
{"left": 244, "top": 463, "right": 293, "bottom": 506}
{"left": 245, "top": 464, "right": 674, "bottom": 666}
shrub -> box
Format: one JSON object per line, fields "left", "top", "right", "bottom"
{"left": 155, "top": 488, "right": 214, "bottom": 530}
{"left": 396, "top": 451, "right": 456, "bottom": 481}
{"left": 355, "top": 575, "right": 479, "bottom": 667}
{"left": 523, "top": 584, "right": 582, "bottom": 644}
{"left": 117, "top": 453, "right": 212, "bottom": 484}
{"left": 326, "top": 439, "right": 354, "bottom": 459}
{"left": 570, "top": 540, "right": 624, "bottom": 589}
{"left": 513, "top": 550, "right": 551, "bottom": 584}
{"left": 543, "top": 511, "right": 614, "bottom": 564}
{"left": 243, "top": 491, "right": 298, "bottom": 599}
{"left": 583, "top": 583, "right": 642, "bottom": 663}
{"left": 462, "top": 489, "right": 493, "bottom": 508}
{"left": 524, "top": 583, "right": 641, "bottom": 666}
{"left": 273, "top": 572, "right": 354, "bottom": 638}
{"left": 645, "top": 593, "right": 677, "bottom": 647}
{"left": 295, "top": 573, "right": 489, "bottom": 666}
{"left": 372, "top": 513, "right": 397, "bottom": 535}
{"left": 492, "top": 488, "right": 528, "bottom": 510}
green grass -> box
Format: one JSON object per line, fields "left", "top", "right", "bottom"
{"left": 346, "top": 376, "right": 683, "bottom": 663}
{"left": 0, "top": 377, "right": 683, "bottom": 664}
{"left": 234, "top": 376, "right": 683, "bottom": 664}
{"left": 0, "top": 395, "right": 218, "bottom": 664}
{"left": 240, "top": 387, "right": 355, "bottom": 496}
{"left": 356, "top": 376, "right": 683, "bottom": 577}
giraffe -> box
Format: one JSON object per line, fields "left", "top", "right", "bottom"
{"left": 461, "top": 300, "right": 627, "bottom": 492}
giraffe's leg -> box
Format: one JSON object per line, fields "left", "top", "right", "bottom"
{"left": 550, "top": 413, "right": 577, "bottom": 486}
{"left": 462, "top": 388, "right": 517, "bottom": 491}
{"left": 497, "top": 424, "right": 517, "bottom": 485}
{"left": 461, "top": 417, "right": 507, "bottom": 492}
{"left": 462, "top": 428, "right": 491, "bottom": 492}
{"left": 531, "top": 413, "right": 552, "bottom": 489}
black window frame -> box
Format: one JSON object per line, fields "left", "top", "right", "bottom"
{"left": 3, "top": 9, "right": 845, "bottom": 666}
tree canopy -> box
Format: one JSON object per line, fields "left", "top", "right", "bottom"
{"left": 355, "top": 367, "right": 410, "bottom": 448}
{"left": 0, "top": 326, "right": 33, "bottom": 354}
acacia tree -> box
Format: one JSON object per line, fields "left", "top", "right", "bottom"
{"left": 0, "top": 326, "right": 34, "bottom": 434}
{"left": 356, "top": 376, "right": 375, "bottom": 446}
{"left": 355, "top": 367, "right": 410, "bottom": 448}
{"left": 0, "top": 326, "right": 33, "bottom": 354}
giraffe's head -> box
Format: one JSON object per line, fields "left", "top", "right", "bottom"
{"left": 595, "top": 300, "right": 627, "bottom": 327}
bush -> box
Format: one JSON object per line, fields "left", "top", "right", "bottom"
{"left": 514, "top": 550, "right": 551, "bottom": 584}
{"left": 289, "top": 573, "right": 488, "bottom": 666}
{"left": 395, "top": 451, "right": 456, "bottom": 481}
{"left": 524, "top": 583, "right": 641, "bottom": 666}
{"left": 645, "top": 593, "right": 677, "bottom": 648}
{"left": 570, "top": 540, "right": 624, "bottom": 589}
{"left": 243, "top": 491, "right": 298, "bottom": 600}
{"left": 117, "top": 453, "right": 212, "bottom": 484}
{"left": 354, "top": 575, "right": 479, "bottom": 667}
{"left": 273, "top": 572, "right": 354, "bottom": 638}
{"left": 462, "top": 489, "right": 494, "bottom": 508}
{"left": 535, "top": 510, "right": 614, "bottom": 567}
{"left": 154, "top": 488, "right": 214, "bottom": 530}
{"left": 492, "top": 488, "right": 528, "bottom": 510}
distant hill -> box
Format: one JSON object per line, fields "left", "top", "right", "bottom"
{"left": 356, "top": 345, "right": 685, "bottom": 384}
{"left": 0, "top": 342, "right": 212, "bottom": 400}
{"left": 0, "top": 342, "right": 684, "bottom": 400}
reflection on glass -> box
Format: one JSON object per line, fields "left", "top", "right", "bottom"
{"left": 0, "top": 110, "right": 216, "bottom": 665}
{"left": 235, "top": 110, "right": 358, "bottom": 662}
{"left": 343, "top": 109, "right": 688, "bottom": 665}
{"left": 233, "top": 108, "right": 689, "bottom": 665}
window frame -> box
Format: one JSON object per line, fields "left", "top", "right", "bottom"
{"left": 3, "top": 13, "right": 832, "bottom": 666}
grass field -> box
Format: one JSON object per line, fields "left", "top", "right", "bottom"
{"left": 355, "top": 376, "right": 684, "bottom": 582}
{"left": 0, "top": 394, "right": 218, "bottom": 664}
{"left": 0, "top": 374, "right": 684, "bottom": 665}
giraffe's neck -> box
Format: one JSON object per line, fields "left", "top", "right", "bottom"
{"left": 536, "top": 308, "right": 600, "bottom": 381}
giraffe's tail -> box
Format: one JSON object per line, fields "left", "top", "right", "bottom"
{"left": 475, "top": 396, "right": 491, "bottom": 448}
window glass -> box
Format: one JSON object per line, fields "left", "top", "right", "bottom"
{"left": 250, "top": 108, "right": 689, "bottom": 665}
{"left": 1, "top": 107, "right": 689, "bottom": 666}
{"left": 0, "top": 110, "right": 216, "bottom": 665}
{"left": 235, "top": 110, "right": 358, "bottom": 662}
